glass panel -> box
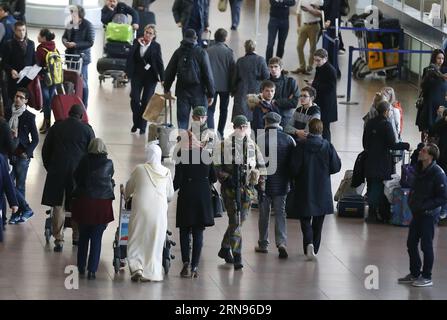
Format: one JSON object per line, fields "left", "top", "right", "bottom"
{"left": 27, "top": 0, "right": 69, "bottom": 5}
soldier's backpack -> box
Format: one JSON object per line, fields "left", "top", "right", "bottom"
{"left": 43, "top": 48, "right": 63, "bottom": 87}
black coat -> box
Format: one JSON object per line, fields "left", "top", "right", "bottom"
{"left": 0, "top": 118, "right": 15, "bottom": 156}
{"left": 172, "top": 0, "right": 209, "bottom": 29}
{"left": 362, "top": 115, "right": 408, "bottom": 180}
{"left": 409, "top": 161, "right": 447, "bottom": 218}
{"left": 313, "top": 61, "right": 338, "bottom": 123}
{"left": 62, "top": 19, "right": 95, "bottom": 65}
{"left": 270, "top": 74, "right": 299, "bottom": 127}
{"left": 126, "top": 39, "right": 164, "bottom": 82}
{"left": 173, "top": 149, "right": 217, "bottom": 228}
{"left": 430, "top": 119, "right": 447, "bottom": 171}
{"left": 257, "top": 126, "right": 296, "bottom": 196}
{"left": 288, "top": 134, "right": 341, "bottom": 217}
{"left": 41, "top": 117, "right": 95, "bottom": 209}
{"left": 164, "top": 39, "right": 215, "bottom": 98}
{"left": 101, "top": 2, "right": 139, "bottom": 25}
{"left": 0, "top": 154, "right": 17, "bottom": 210}
{"left": 4, "top": 109, "right": 38, "bottom": 158}
{"left": 73, "top": 154, "right": 115, "bottom": 200}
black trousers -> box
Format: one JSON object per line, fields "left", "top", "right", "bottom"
{"left": 299, "top": 215, "right": 325, "bottom": 255}
{"left": 180, "top": 226, "right": 205, "bottom": 269}
{"left": 407, "top": 214, "right": 436, "bottom": 280}
{"left": 323, "top": 121, "right": 331, "bottom": 142}
{"left": 130, "top": 75, "right": 157, "bottom": 132}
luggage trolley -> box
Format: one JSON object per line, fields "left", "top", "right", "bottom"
{"left": 113, "top": 184, "right": 176, "bottom": 274}
{"left": 349, "top": 14, "right": 400, "bottom": 80}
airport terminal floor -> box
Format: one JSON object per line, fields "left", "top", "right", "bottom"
{"left": 2, "top": 1, "right": 447, "bottom": 300}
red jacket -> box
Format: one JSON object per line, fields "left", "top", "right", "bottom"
{"left": 35, "top": 41, "right": 56, "bottom": 68}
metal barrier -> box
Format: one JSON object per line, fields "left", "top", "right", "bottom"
{"left": 340, "top": 46, "right": 433, "bottom": 105}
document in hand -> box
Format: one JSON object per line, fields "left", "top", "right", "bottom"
{"left": 17, "top": 65, "right": 42, "bottom": 84}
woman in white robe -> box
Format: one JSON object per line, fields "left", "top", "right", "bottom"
{"left": 125, "top": 143, "right": 174, "bottom": 282}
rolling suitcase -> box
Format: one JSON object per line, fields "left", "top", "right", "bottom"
{"left": 390, "top": 187, "right": 412, "bottom": 226}
{"left": 367, "top": 42, "right": 385, "bottom": 70}
{"left": 51, "top": 94, "right": 89, "bottom": 124}
{"left": 63, "top": 69, "right": 83, "bottom": 101}
{"left": 136, "top": 11, "right": 156, "bottom": 38}
{"left": 337, "top": 195, "right": 365, "bottom": 218}
{"left": 96, "top": 57, "right": 127, "bottom": 74}
{"left": 334, "top": 170, "right": 365, "bottom": 201}
{"left": 104, "top": 41, "right": 132, "bottom": 59}
{"left": 27, "top": 77, "right": 43, "bottom": 111}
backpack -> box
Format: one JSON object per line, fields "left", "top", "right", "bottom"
{"left": 43, "top": 48, "right": 64, "bottom": 87}
{"left": 340, "top": 0, "right": 350, "bottom": 16}
{"left": 177, "top": 46, "right": 201, "bottom": 86}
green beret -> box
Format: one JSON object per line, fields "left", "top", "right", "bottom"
{"left": 193, "top": 106, "right": 207, "bottom": 117}
{"left": 232, "top": 115, "right": 249, "bottom": 127}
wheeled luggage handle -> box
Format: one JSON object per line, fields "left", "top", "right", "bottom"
{"left": 161, "top": 93, "right": 175, "bottom": 124}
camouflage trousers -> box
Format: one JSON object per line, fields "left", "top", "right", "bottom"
{"left": 221, "top": 195, "right": 250, "bottom": 255}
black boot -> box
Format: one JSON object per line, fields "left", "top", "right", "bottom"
{"left": 218, "top": 247, "right": 234, "bottom": 263}
{"left": 233, "top": 253, "right": 243, "bottom": 270}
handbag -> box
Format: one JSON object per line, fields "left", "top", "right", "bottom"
{"left": 415, "top": 92, "right": 424, "bottom": 110}
{"left": 218, "top": 0, "right": 228, "bottom": 12}
{"left": 211, "top": 185, "right": 225, "bottom": 218}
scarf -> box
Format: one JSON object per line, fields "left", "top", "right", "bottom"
{"left": 9, "top": 105, "right": 26, "bottom": 132}
{"left": 15, "top": 37, "right": 27, "bottom": 55}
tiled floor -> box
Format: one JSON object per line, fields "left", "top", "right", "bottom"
{"left": 0, "top": 1, "right": 444, "bottom": 300}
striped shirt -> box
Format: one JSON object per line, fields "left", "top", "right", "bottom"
{"left": 285, "top": 104, "right": 321, "bottom": 135}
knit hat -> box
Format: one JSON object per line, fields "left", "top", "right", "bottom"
{"left": 232, "top": 115, "right": 248, "bottom": 127}
{"left": 192, "top": 106, "right": 207, "bottom": 117}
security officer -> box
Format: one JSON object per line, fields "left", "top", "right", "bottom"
{"left": 214, "top": 115, "right": 265, "bottom": 270}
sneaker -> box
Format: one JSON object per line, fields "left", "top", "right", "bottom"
{"left": 398, "top": 273, "right": 419, "bottom": 284}
{"left": 278, "top": 245, "right": 288, "bottom": 259}
{"left": 338, "top": 48, "right": 346, "bottom": 55}
{"left": 291, "top": 67, "right": 305, "bottom": 74}
{"left": 180, "top": 262, "right": 190, "bottom": 278}
{"left": 254, "top": 246, "right": 268, "bottom": 253}
{"left": 131, "top": 269, "right": 142, "bottom": 282}
{"left": 8, "top": 214, "right": 21, "bottom": 225}
{"left": 54, "top": 244, "right": 63, "bottom": 252}
{"left": 18, "top": 210, "right": 34, "bottom": 223}
{"left": 191, "top": 267, "right": 199, "bottom": 278}
{"left": 218, "top": 247, "right": 234, "bottom": 263}
{"left": 412, "top": 277, "right": 433, "bottom": 287}
{"left": 306, "top": 244, "right": 317, "bottom": 261}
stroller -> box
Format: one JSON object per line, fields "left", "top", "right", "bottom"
{"left": 112, "top": 184, "right": 176, "bottom": 274}
{"left": 349, "top": 10, "right": 401, "bottom": 80}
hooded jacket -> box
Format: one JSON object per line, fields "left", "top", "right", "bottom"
{"left": 288, "top": 134, "right": 341, "bottom": 217}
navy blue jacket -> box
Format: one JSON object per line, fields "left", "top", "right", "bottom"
{"left": 2, "top": 37, "right": 35, "bottom": 76}
{"left": 4, "top": 108, "right": 38, "bottom": 158}
{"left": 62, "top": 19, "right": 95, "bottom": 65}
{"left": 0, "top": 118, "right": 15, "bottom": 156}
{"left": 101, "top": 2, "right": 139, "bottom": 25}
{"left": 0, "top": 154, "right": 17, "bottom": 211}
{"left": 126, "top": 39, "right": 164, "bottom": 82}
{"left": 257, "top": 126, "right": 296, "bottom": 196}
{"left": 289, "top": 134, "right": 341, "bottom": 217}
{"left": 172, "top": 0, "right": 209, "bottom": 30}
{"left": 270, "top": 74, "right": 299, "bottom": 128}
{"left": 269, "top": 0, "right": 296, "bottom": 19}
{"left": 409, "top": 161, "right": 447, "bottom": 219}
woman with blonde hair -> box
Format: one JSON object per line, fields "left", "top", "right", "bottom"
{"left": 125, "top": 143, "right": 174, "bottom": 282}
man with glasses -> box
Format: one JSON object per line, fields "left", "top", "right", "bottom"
{"left": 268, "top": 57, "right": 299, "bottom": 128}
{"left": 4, "top": 87, "right": 38, "bottom": 224}
{"left": 285, "top": 86, "right": 320, "bottom": 140}
{"left": 398, "top": 143, "right": 447, "bottom": 287}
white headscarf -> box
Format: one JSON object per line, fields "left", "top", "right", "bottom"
{"left": 143, "top": 142, "right": 169, "bottom": 190}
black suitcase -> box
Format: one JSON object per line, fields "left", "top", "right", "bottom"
{"left": 136, "top": 11, "right": 156, "bottom": 38}
{"left": 104, "top": 41, "right": 132, "bottom": 59}
{"left": 97, "top": 57, "right": 127, "bottom": 74}
{"left": 337, "top": 195, "right": 365, "bottom": 218}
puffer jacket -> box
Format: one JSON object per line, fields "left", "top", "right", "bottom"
{"left": 62, "top": 18, "right": 95, "bottom": 65}
{"left": 409, "top": 160, "right": 447, "bottom": 218}
{"left": 73, "top": 153, "right": 115, "bottom": 200}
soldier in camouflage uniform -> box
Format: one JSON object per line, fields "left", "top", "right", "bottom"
{"left": 214, "top": 115, "right": 265, "bottom": 270}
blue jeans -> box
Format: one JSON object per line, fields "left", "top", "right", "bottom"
{"left": 207, "top": 91, "right": 230, "bottom": 137}
{"left": 81, "top": 64, "right": 89, "bottom": 108}
{"left": 180, "top": 226, "right": 204, "bottom": 269}
{"left": 130, "top": 76, "right": 157, "bottom": 132}
{"left": 266, "top": 16, "right": 290, "bottom": 63}
{"left": 10, "top": 156, "right": 30, "bottom": 199}
{"left": 176, "top": 95, "right": 208, "bottom": 130}
{"left": 407, "top": 214, "right": 436, "bottom": 280}
{"left": 41, "top": 80, "right": 57, "bottom": 121}
{"left": 229, "top": 0, "right": 243, "bottom": 28}
{"left": 77, "top": 224, "right": 107, "bottom": 273}
{"left": 258, "top": 194, "right": 287, "bottom": 248}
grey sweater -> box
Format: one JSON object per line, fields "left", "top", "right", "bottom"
{"left": 285, "top": 104, "right": 321, "bottom": 135}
